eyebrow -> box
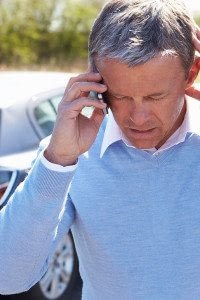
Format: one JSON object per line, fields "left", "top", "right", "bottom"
{"left": 107, "top": 88, "right": 168, "bottom": 98}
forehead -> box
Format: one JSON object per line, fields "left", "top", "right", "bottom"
{"left": 96, "top": 55, "right": 186, "bottom": 96}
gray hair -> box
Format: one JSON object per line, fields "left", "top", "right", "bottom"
{"left": 89, "top": 0, "right": 196, "bottom": 76}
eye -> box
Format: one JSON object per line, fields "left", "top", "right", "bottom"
{"left": 151, "top": 97, "right": 162, "bottom": 101}
{"left": 117, "top": 96, "right": 132, "bottom": 102}
{"left": 111, "top": 95, "right": 132, "bottom": 102}
{"left": 146, "top": 96, "right": 165, "bottom": 102}
{"left": 106, "top": 91, "right": 133, "bottom": 102}
{"left": 106, "top": 93, "right": 123, "bottom": 102}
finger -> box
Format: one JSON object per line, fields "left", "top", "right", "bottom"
{"left": 193, "top": 36, "right": 200, "bottom": 52}
{"left": 185, "top": 87, "right": 200, "bottom": 100}
{"left": 61, "top": 97, "right": 107, "bottom": 118}
{"left": 196, "top": 26, "right": 200, "bottom": 39}
{"left": 66, "top": 72, "right": 101, "bottom": 90}
{"left": 64, "top": 81, "right": 107, "bottom": 102}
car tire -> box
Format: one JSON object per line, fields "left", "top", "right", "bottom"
{"left": 11, "top": 231, "right": 80, "bottom": 300}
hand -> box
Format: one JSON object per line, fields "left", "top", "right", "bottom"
{"left": 44, "top": 72, "right": 107, "bottom": 166}
{"left": 193, "top": 26, "right": 200, "bottom": 52}
{"left": 185, "top": 26, "right": 200, "bottom": 99}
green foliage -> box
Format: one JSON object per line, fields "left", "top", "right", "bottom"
{"left": 194, "top": 14, "right": 200, "bottom": 27}
{"left": 0, "top": 0, "right": 103, "bottom": 67}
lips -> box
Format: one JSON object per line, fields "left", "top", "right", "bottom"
{"left": 127, "top": 127, "right": 157, "bottom": 139}
{"left": 129, "top": 128, "right": 155, "bottom": 133}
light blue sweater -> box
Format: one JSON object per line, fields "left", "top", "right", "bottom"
{"left": 1, "top": 100, "right": 200, "bottom": 299}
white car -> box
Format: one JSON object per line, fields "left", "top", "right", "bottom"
{"left": 0, "top": 72, "right": 82, "bottom": 300}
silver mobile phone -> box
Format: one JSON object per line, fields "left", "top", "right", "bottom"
{"left": 93, "top": 64, "right": 108, "bottom": 115}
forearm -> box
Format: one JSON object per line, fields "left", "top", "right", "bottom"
{"left": 0, "top": 154, "right": 75, "bottom": 294}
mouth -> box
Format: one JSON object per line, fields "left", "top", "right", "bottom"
{"left": 127, "top": 127, "right": 157, "bottom": 139}
{"left": 129, "top": 128, "right": 155, "bottom": 133}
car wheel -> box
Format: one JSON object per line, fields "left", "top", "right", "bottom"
{"left": 21, "top": 231, "right": 80, "bottom": 300}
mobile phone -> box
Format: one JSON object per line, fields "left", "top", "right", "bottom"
{"left": 92, "top": 64, "right": 108, "bottom": 115}
{"left": 95, "top": 92, "right": 108, "bottom": 115}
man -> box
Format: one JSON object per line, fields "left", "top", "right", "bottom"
{"left": 1, "top": 0, "right": 200, "bottom": 298}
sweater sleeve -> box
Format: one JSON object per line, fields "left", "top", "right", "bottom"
{"left": 0, "top": 149, "right": 76, "bottom": 295}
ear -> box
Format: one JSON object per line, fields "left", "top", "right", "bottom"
{"left": 185, "top": 57, "right": 200, "bottom": 90}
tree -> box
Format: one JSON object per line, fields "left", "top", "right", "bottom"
{"left": 0, "top": 0, "right": 104, "bottom": 67}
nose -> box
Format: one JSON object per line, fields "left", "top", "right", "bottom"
{"left": 129, "top": 104, "right": 150, "bottom": 127}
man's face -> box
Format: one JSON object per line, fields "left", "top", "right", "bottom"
{"left": 96, "top": 56, "right": 189, "bottom": 149}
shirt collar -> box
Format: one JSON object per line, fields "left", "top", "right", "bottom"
{"left": 100, "top": 96, "right": 200, "bottom": 158}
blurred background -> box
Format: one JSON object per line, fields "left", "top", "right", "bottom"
{"left": 0, "top": 1, "right": 200, "bottom": 300}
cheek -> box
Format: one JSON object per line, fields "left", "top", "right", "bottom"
{"left": 158, "top": 97, "right": 185, "bottom": 127}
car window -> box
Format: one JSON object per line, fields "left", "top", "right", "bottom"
{"left": 50, "top": 94, "right": 63, "bottom": 112}
{"left": 0, "top": 170, "right": 12, "bottom": 186}
{"left": 34, "top": 94, "right": 63, "bottom": 137}
{"left": 34, "top": 100, "right": 57, "bottom": 136}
